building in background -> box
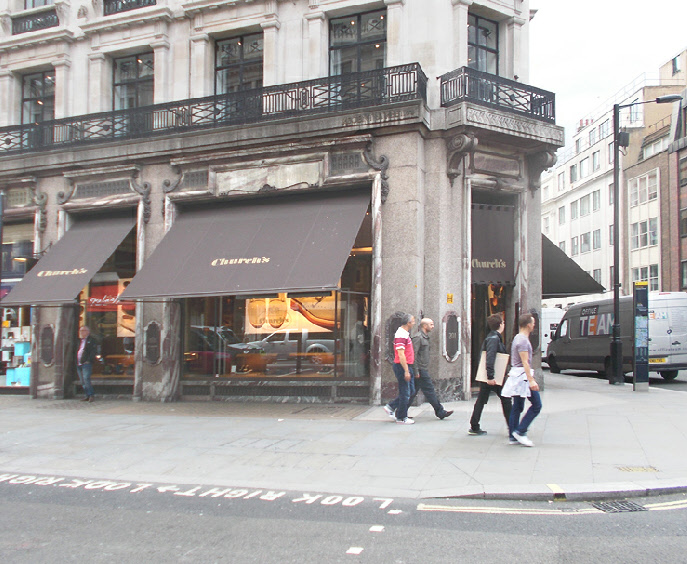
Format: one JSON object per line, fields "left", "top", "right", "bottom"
{"left": 0, "top": 0, "right": 562, "bottom": 402}
{"left": 542, "top": 50, "right": 686, "bottom": 309}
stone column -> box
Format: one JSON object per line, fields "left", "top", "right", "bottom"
{"left": 152, "top": 40, "right": 171, "bottom": 104}
{"left": 451, "top": 0, "right": 473, "bottom": 70}
{"left": 369, "top": 173, "right": 383, "bottom": 404}
{"left": 87, "top": 52, "right": 108, "bottom": 113}
{"left": 52, "top": 57, "right": 71, "bottom": 119}
{"left": 261, "top": 19, "right": 281, "bottom": 86}
{"left": 384, "top": 0, "right": 405, "bottom": 67}
{"left": 304, "top": 11, "right": 326, "bottom": 80}
{"left": 160, "top": 198, "right": 181, "bottom": 401}
{"left": 504, "top": 16, "right": 527, "bottom": 82}
{"left": 190, "top": 33, "right": 212, "bottom": 98}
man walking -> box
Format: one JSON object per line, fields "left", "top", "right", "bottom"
{"left": 383, "top": 313, "right": 416, "bottom": 425}
{"left": 409, "top": 318, "right": 453, "bottom": 420}
{"left": 76, "top": 326, "right": 97, "bottom": 402}
{"left": 501, "top": 313, "right": 542, "bottom": 447}
{"left": 468, "top": 314, "right": 511, "bottom": 435}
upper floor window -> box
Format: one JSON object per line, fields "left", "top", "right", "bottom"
{"left": 592, "top": 189, "right": 601, "bottom": 211}
{"left": 579, "top": 157, "right": 589, "bottom": 178}
{"left": 215, "top": 34, "right": 264, "bottom": 95}
{"left": 570, "top": 200, "right": 578, "bottom": 220}
{"left": 589, "top": 129, "right": 596, "bottom": 146}
{"left": 467, "top": 14, "right": 499, "bottom": 75}
{"left": 673, "top": 56, "right": 682, "bottom": 75}
{"left": 592, "top": 151, "right": 600, "bottom": 171}
{"left": 558, "top": 206, "right": 566, "bottom": 225}
{"left": 104, "top": 0, "right": 156, "bottom": 17}
{"left": 570, "top": 164, "right": 578, "bottom": 183}
{"left": 599, "top": 120, "right": 610, "bottom": 139}
{"left": 25, "top": 0, "right": 53, "bottom": 8}
{"left": 629, "top": 170, "right": 658, "bottom": 207}
{"left": 557, "top": 172, "right": 565, "bottom": 192}
{"left": 680, "top": 158, "right": 687, "bottom": 187}
{"left": 21, "top": 70, "right": 55, "bottom": 125}
{"left": 330, "top": 10, "right": 386, "bottom": 75}
{"left": 113, "top": 52, "right": 154, "bottom": 110}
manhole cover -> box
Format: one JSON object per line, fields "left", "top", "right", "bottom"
{"left": 591, "top": 500, "right": 647, "bottom": 513}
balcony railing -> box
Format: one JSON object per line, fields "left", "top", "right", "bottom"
{"left": 440, "top": 66, "right": 555, "bottom": 123}
{"left": 104, "top": 0, "right": 156, "bottom": 16}
{"left": 11, "top": 8, "right": 59, "bottom": 35}
{"left": 0, "top": 64, "right": 427, "bottom": 156}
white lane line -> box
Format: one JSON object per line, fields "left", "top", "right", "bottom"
{"left": 369, "top": 525, "right": 384, "bottom": 533}
{"left": 346, "top": 547, "right": 364, "bottom": 555}
{"left": 387, "top": 509, "right": 402, "bottom": 515}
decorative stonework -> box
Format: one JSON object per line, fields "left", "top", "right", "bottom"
{"left": 162, "top": 166, "right": 184, "bottom": 194}
{"left": 130, "top": 170, "right": 152, "bottom": 223}
{"left": 363, "top": 144, "right": 390, "bottom": 203}
{"left": 527, "top": 151, "right": 557, "bottom": 193}
{"left": 465, "top": 108, "right": 564, "bottom": 145}
{"left": 342, "top": 107, "right": 420, "bottom": 129}
{"left": 447, "top": 133, "right": 477, "bottom": 181}
{"left": 32, "top": 189, "right": 48, "bottom": 233}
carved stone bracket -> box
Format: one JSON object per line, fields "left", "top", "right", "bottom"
{"left": 57, "top": 179, "right": 78, "bottom": 205}
{"left": 526, "top": 151, "right": 556, "bottom": 194}
{"left": 363, "top": 143, "right": 390, "bottom": 204}
{"left": 447, "top": 133, "right": 477, "bottom": 183}
{"left": 130, "top": 171, "right": 152, "bottom": 223}
{"left": 31, "top": 189, "right": 48, "bottom": 233}
{"left": 162, "top": 165, "right": 184, "bottom": 194}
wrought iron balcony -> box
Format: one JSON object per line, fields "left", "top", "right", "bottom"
{"left": 0, "top": 63, "right": 427, "bottom": 156}
{"left": 11, "top": 8, "right": 59, "bottom": 35}
{"left": 104, "top": 0, "right": 156, "bottom": 16}
{"left": 440, "top": 66, "right": 555, "bottom": 124}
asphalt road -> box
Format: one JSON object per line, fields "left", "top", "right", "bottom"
{"left": 1, "top": 477, "right": 686, "bottom": 563}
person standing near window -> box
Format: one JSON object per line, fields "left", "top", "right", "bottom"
{"left": 76, "top": 326, "right": 97, "bottom": 402}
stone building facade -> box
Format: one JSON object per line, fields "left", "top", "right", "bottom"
{"left": 0, "top": 0, "right": 562, "bottom": 402}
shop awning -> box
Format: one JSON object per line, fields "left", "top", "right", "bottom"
{"left": 0, "top": 215, "right": 135, "bottom": 307}
{"left": 542, "top": 234, "right": 605, "bottom": 298}
{"left": 120, "top": 190, "right": 370, "bottom": 301}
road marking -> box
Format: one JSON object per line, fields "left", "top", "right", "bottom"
{"left": 369, "top": 525, "right": 384, "bottom": 533}
{"left": 346, "top": 547, "right": 364, "bottom": 555}
{"left": 417, "top": 503, "right": 602, "bottom": 516}
{"left": 387, "top": 509, "right": 403, "bottom": 515}
{"left": 644, "top": 499, "right": 687, "bottom": 511}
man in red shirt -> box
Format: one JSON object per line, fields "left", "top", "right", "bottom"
{"left": 383, "top": 313, "right": 416, "bottom": 424}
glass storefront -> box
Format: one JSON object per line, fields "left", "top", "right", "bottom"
{"left": 182, "top": 211, "right": 372, "bottom": 380}
{"left": 77, "top": 228, "right": 136, "bottom": 378}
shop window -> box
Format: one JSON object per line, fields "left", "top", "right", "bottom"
{"left": 1, "top": 223, "right": 34, "bottom": 279}
{"left": 330, "top": 10, "right": 386, "bottom": 75}
{"left": 21, "top": 70, "right": 55, "bottom": 125}
{"left": 467, "top": 13, "right": 499, "bottom": 75}
{"left": 181, "top": 208, "right": 372, "bottom": 380}
{"left": 113, "top": 52, "right": 154, "bottom": 110}
{"left": 78, "top": 228, "right": 137, "bottom": 378}
{"left": 215, "top": 33, "right": 264, "bottom": 95}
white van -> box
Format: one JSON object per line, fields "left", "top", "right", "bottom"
{"left": 540, "top": 307, "right": 565, "bottom": 361}
{"left": 546, "top": 292, "right": 687, "bottom": 380}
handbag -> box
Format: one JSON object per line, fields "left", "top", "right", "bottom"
{"left": 475, "top": 351, "right": 510, "bottom": 385}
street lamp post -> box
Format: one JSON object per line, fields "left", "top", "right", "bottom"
{"left": 609, "top": 94, "right": 683, "bottom": 385}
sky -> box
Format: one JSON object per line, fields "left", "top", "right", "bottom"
{"left": 529, "top": 0, "right": 687, "bottom": 144}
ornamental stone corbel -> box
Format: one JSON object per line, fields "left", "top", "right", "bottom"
{"left": 161, "top": 166, "right": 183, "bottom": 219}
{"left": 31, "top": 189, "right": 48, "bottom": 233}
{"left": 526, "top": 151, "right": 556, "bottom": 194}
{"left": 130, "top": 170, "right": 152, "bottom": 223}
{"left": 363, "top": 143, "right": 390, "bottom": 204}
{"left": 57, "top": 179, "right": 78, "bottom": 205}
{"left": 447, "top": 133, "right": 477, "bottom": 183}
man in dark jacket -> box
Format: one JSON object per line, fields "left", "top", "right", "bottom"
{"left": 76, "top": 326, "right": 98, "bottom": 402}
{"left": 410, "top": 318, "right": 453, "bottom": 420}
{"left": 468, "top": 314, "right": 512, "bottom": 435}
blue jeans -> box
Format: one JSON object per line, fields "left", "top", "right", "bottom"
{"left": 410, "top": 368, "right": 447, "bottom": 417}
{"left": 77, "top": 363, "right": 94, "bottom": 398}
{"left": 509, "top": 390, "right": 542, "bottom": 437}
{"left": 389, "top": 363, "right": 415, "bottom": 420}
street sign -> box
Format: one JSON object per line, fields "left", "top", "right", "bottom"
{"left": 633, "top": 281, "right": 649, "bottom": 392}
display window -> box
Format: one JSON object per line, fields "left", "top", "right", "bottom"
{"left": 182, "top": 210, "right": 372, "bottom": 380}
{"left": 77, "top": 228, "right": 136, "bottom": 378}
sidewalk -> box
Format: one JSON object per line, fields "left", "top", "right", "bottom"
{"left": 0, "top": 373, "right": 686, "bottom": 501}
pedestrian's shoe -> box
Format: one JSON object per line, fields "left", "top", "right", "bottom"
{"left": 512, "top": 431, "right": 534, "bottom": 447}
{"left": 395, "top": 417, "right": 415, "bottom": 425}
{"left": 508, "top": 437, "right": 519, "bottom": 445}
{"left": 468, "top": 427, "right": 487, "bottom": 436}
{"left": 383, "top": 404, "right": 396, "bottom": 418}
{"left": 81, "top": 397, "right": 89, "bottom": 402}
{"left": 88, "top": 396, "right": 94, "bottom": 403}
{"left": 439, "top": 410, "right": 454, "bottom": 420}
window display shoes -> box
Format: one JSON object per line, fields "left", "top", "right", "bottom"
{"left": 512, "top": 431, "right": 534, "bottom": 447}
{"left": 395, "top": 417, "right": 415, "bottom": 425}
{"left": 383, "top": 404, "right": 396, "bottom": 418}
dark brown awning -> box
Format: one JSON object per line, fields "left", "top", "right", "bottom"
{"left": 542, "top": 234, "right": 605, "bottom": 298}
{"left": 0, "top": 214, "right": 135, "bottom": 307}
{"left": 120, "top": 190, "right": 370, "bottom": 301}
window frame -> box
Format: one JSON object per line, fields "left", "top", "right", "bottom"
{"left": 329, "top": 9, "right": 387, "bottom": 76}
{"left": 467, "top": 13, "right": 499, "bottom": 75}
{"left": 112, "top": 51, "right": 155, "bottom": 111}
{"left": 21, "top": 69, "right": 55, "bottom": 125}
{"left": 215, "top": 33, "right": 264, "bottom": 95}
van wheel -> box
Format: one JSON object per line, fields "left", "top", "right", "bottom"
{"left": 660, "top": 370, "right": 679, "bottom": 381}
{"left": 548, "top": 355, "right": 560, "bottom": 373}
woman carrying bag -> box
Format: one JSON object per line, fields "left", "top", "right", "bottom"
{"left": 468, "top": 314, "right": 512, "bottom": 436}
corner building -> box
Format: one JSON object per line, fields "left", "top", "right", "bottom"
{"left": 0, "top": 0, "right": 563, "bottom": 403}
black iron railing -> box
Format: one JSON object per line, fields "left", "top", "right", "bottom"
{"left": 104, "top": 0, "right": 156, "bottom": 16}
{"left": 0, "top": 64, "right": 427, "bottom": 156}
{"left": 11, "top": 8, "right": 58, "bottom": 34}
{"left": 440, "top": 66, "right": 555, "bottom": 123}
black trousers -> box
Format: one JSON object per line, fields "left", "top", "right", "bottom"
{"left": 409, "top": 368, "right": 446, "bottom": 417}
{"left": 469, "top": 381, "right": 512, "bottom": 430}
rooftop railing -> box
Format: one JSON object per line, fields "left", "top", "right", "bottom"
{"left": 440, "top": 66, "right": 555, "bottom": 123}
{"left": 11, "top": 8, "right": 58, "bottom": 34}
{"left": 0, "top": 63, "right": 427, "bottom": 156}
{"left": 103, "top": 0, "right": 157, "bottom": 16}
